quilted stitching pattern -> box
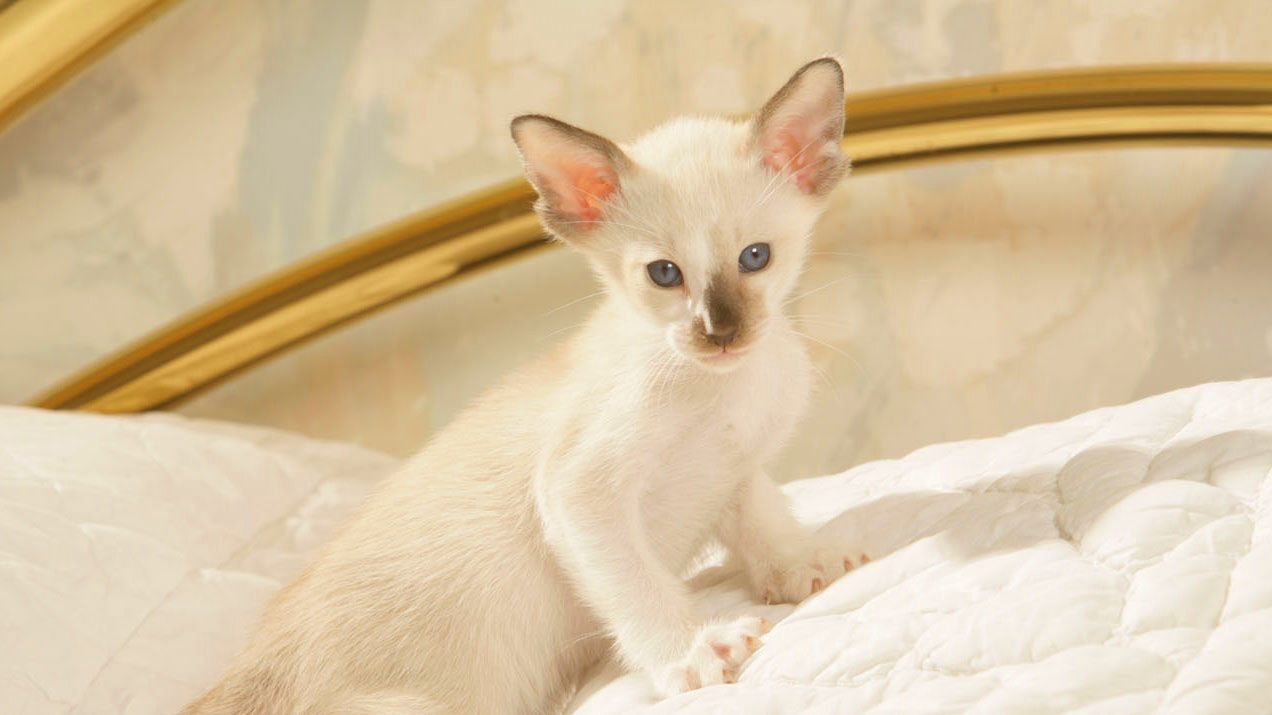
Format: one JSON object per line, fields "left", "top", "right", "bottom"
{"left": 0, "top": 408, "right": 394, "bottom": 714}
{"left": 3, "top": 380, "right": 1270, "bottom": 714}
{"left": 574, "top": 380, "right": 1272, "bottom": 714}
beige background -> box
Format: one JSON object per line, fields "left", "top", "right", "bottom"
{"left": 2, "top": 0, "right": 1270, "bottom": 480}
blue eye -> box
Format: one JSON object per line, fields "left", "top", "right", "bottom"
{"left": 647, "top": 260, "right": 683, "bottom": 287}
{"left": 739, "top": 243, "right": 770, "bottom": 273}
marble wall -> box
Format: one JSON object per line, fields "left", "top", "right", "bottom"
{"left": 1, "top": 0, "right": 1270, "bottom": 479}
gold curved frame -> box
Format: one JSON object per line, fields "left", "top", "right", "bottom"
{"left": 0, "top": 0, "right": 176, "bottom": 132}
{"left": 28, "top": 64, "right": 1272, "bottom": 413}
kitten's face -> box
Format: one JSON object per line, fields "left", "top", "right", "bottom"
{"left": 513, "top": 59, "right": 849, "bottom": 372}
{"left": 590, "top": 129, "right": 820, "bottom": 371}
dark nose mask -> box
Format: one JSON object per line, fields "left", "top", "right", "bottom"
{"left": 698, "top": 276, "right": 744, "bottom": 348}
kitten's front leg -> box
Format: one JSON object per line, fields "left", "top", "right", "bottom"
{"left": 538, "top": 463, "right": 768, "bottom": 695}
{"left": 721, "top": 468, "right": 869, "bottom": 604}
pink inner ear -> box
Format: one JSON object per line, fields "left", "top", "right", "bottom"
{"left": 762, "top": 128, "right": 824, "bottom": 194}
{"left": 556, "top": 162, "right": 619, "bottom": 225}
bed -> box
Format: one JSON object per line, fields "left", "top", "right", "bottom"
{"left": 5, "top": 378, "right": 1269, "bottom": 713}
{"left": 6, "top": 27, "right": 1272, "bottom": 711}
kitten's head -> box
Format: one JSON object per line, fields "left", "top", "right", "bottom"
{"left": 512, "top": 58, "right": 848, "bottom": 372}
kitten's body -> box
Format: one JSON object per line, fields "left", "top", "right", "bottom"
{"left": 189, "top": 299, "right": 808, "bottom": 713}
{"left": 188, "top": 60, "right": 859, "bottom": 714}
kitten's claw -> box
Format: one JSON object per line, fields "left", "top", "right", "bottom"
{"left": 653, "top": 616, "right": 767, "bottom": 695}
{"left": 757, "top": 546, "right": 868, "bottom": 604}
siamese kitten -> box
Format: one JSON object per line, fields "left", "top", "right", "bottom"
{"left": 187, "top": 57, "right": 864, "bottom": 715}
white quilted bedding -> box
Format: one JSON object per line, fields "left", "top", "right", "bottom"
{"left": 4, "top": 380, "right": 1272, "bottom": 714}
{"left": 0, "top": 408, "right": 396, "bottom": 714}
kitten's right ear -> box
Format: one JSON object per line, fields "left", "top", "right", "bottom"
{"left": 510, "top": 114, "right": 632, "bottom": 242}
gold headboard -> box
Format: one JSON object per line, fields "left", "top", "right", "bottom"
{"left": 0, "top": 0, "right": 175, "bottom": 133}
{"left": 28, "top": 63, "right": 1272, "bottom": 412}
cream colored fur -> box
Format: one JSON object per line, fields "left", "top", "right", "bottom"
{"left": 185, "top": 58, "right": 862, "bottom": 715}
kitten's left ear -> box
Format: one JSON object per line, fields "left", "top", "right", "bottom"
{"left": 511, "top": 114, "right": 633, "bottom": 242}
{"left": 752, "top": 57, "right": 850, "bottom": 196}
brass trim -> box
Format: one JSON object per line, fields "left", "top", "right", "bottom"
{"left": 30, "top": 64, "right": 1272, "bottom": 412}
{"left": 0, "top": 0, "right": 177, "bottom": 133}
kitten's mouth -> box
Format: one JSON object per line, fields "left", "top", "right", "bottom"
{"left": 696, "top": 346, "right": 748, "bottom": 370}
{"left": 704, "top": 348, "right": 740, "bottom": 361}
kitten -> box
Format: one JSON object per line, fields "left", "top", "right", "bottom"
{"left": 185, "top": 57, "right": 863, "bottom": 715}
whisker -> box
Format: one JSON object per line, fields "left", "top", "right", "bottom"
{"left": 789, "top": 315, "right": 852, "bottom": 330}
{"left": 553, "top": 628, "right": 609, "bottom": 659}
{"left": 784, "top": 277, "right": 854, "bottom": 306}
{"left": 808, "top": 250, "right": 868, "bottom": 260}
{"left": 745, "top": 131, "right": 831, "bottom": 218}
{"left": 645, "top": 352, "right": 672, "bottom": 409}
{"left": 543, "top": 290, "right": 605, "bottom": 317}
{"left": 790, "top": 313, "right": 850, "bottom": 321}
{"left": 806, "top": 359, "right": 843, "bottom": 406}
{"left": 654, "top": 350, "right": 683, "bottom": 409}
{"left": 789, "top": 329, "right": 864, "bottom": 373}
{"left": 539, "top": 321, "right": 588, "bottom": 344}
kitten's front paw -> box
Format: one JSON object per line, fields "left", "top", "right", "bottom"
{"left": 759, "top": 547, "right": 869, "bottom": 604}
{"left": 653, "top": 616, "right": 770, "bottom": 695}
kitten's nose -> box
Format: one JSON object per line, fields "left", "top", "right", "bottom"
{"left": 705, "top": 326, "right": 738, "bottom": 348}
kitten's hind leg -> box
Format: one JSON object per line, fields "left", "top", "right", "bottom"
{"left": 321, "top": 691, "right": 448, "bottom": 715}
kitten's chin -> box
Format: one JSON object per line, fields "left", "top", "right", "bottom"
{"left": 690, "top": 348, "right": 749, "bottom": 373}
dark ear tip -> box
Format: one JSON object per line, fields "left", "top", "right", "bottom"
{"left": 802, "top": 56, "right": 845, "bottom": 86}
{"left": 510, "top": 113, "right": 552, "bottom": 132}
{"left": 510, "top": 113, "right": 576, "bottom": 144}
{"left": 509, "top": 114, "right": 541, "bottom": 140}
